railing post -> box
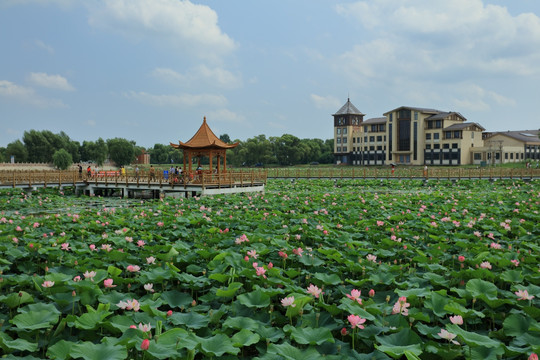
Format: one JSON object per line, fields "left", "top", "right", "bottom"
{"left": 201, "top": 173, "right": 205, "bottom": 190}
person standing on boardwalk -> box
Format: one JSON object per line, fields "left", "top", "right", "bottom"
{"left": 149, "top": 165, "right": 155, "bottom": 180}
{"left": 135, "top": 166, "right": 140, "bottom": 180}
{"left": 78, "top": 164, "right": 83, "bottom": 179}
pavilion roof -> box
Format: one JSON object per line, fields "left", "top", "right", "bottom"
{"left": 170, "top": 117, "right": 239, "bottom": 150}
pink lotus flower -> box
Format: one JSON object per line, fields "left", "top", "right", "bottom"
{"left": 61, "top": 243, "right": 70, "bottom": 251}
{"left": 529, "top": 354, "right": 538, "bottom": 360}
{"left": 146, "top": 256, "right": 156, "bottom": 264}
{"left": 126, "top": 265, "right": 140, "bottom": 272}
{"left": 341, "top": 327, "right": 348, "bottom": 336}
{"left": 392, "top": 296, "right": 410, "bottom": 316}
{"left": 278, "top": 251, "right": 288, "bottom": 259}
{"left": 104, "top": 278, "right": 116, "bottom": 288}
{"left": 438, "top": 329, "right": 459, "bottom": 344}
{"left": 449, "top": 315, "right": 463, "bottom": 325}
{"left": 306, "top": 284, "right": 322, "bottom": 298}
{"left": 144, "top": 283, "right": 154, "bottom": 292}
{"left": 458, "top": 255, "right": 465, "bottom": 262}
{"left": 376, "top": 220, "right": 384, "bottom": 226}
{"left": 247, "top": 250, "right": 258, "bottom": 259}
{"left": 515, "top": 289, "right": 534, "bottom": 300}
{"left": 255, "top": 267, "right": 267, "bottom": 278}
{"left": 281, "top": 296, "right": 296, "bottom": 307}
{"left": 292, "top": 247, "right": 304, "bottom": 257}
{"left": 366, "top": 254, "right": 377, "bottom": 263}
{"left": 480, "top": 261, "right": 492, "bottom": 270}
{"left": 42, "top": 280, "right": 54, "bottom": 288}
{"left": 347, "top": 314, "right": 366, "bottom": 329}
{"left": 369, "top": 289, "right": 375, "bottom": 297}
{"left": 167, "top": 310, "right": 173, "bottom": 316}
{"left": 130, "top": 325, "right": 137, "bottom": 329}
{"left": 137, "top": 240, "right": 145, "bottom": 247}
{"left": 346, "top": 289, "right": 362, "bottom": 304}
{"left": 511, "top": 259, "right": 520, "bottom": 267}
{"left": 141, "top": 339, "right": 150, "bottom": 350}
{"left": 89, "top": 244, "right": 97, "bottom": 251}
{"left": 117, "top": 299, "right": 140, "bottom": 311}
{"left": 83, "top": 271, "right": 96, "bottom": 281}
{"left": 138, "top": 323, "right": 151, "bottom": 332}
{"left": 73, "top": 276, "right": 81, "bottom": 282}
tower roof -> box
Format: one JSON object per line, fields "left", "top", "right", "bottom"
{"left": 333, "top": 98, "right": 365, "bottom": 116}
{"left": 170, "top": 117, "right": 239, "bottom": 150}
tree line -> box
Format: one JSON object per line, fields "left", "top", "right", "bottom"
{"left": 0, "top": 130, "right": 334, "bottom": 169}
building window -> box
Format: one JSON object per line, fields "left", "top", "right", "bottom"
{"left": 371, "top": 125, "right": 378, "bottom": 132}
{"left": 337, "top": 138, "right": 341, "bottom": 144}
{"left": 370, "top": 146, "right": 375, "bottom": 150}
{"left": 474, "top": 153, "right": 481, "bottom": 160}
{"left": 413, "top": 121, "right": 418, "bottom": 161}
{"left": 377, "top": 145, "right": 382, "bottom": 150}
{"left": 435, "top": 120, "right": 442, "bottom": 128}
{"left": 398, "top": 119, "right": 411, "bottom": 151}
{"left": 426, "top": 144, "right": 431, "bottom": 149}
{"left": 343, "top": 147, "right": 347, "bottom": 152}
{"left": 510, "top": 153, "right": 514, "bottom": 160}
{"left": 426, "top": 133, "right": 431, "bottom": 140}
{"left": 471, "top": 132, "right": 474, "bottom": 139}
{"left": 353, "top": 137, "right": 356, "bottom": 143}
{"left": 384, "top": 135, "right": 387, "bottom": 141}
{"left": 369, "top": 136, "right": 375, "bottom": 142}
{"left": 454, "top": 131, "right": 461, "bottom": 139}
{"left": 434, "top": 144, "right": 440, "bottom": 149}
{"left": 379, "top": 124, "right": 386, "bottom": 132}
{"left": 389, "top": 114, "right": 393, "bottom": 122}
{"left": 414, "top": 112, "right": 418, "bottom": 120}
{"left": 398, "top": 109, "right": 411, "bottom": 119}
{"left": 343, "top": 138, "right": 347, "bottom": 144}
{"left": 337, "top": 147, "right": 341, "bottom": 152}
{"left": 433, "top": 133, "right": 440, "bottom": 140}
{"left": 377, "top": 136, "right": 382, "bottom": 142}
{"left": 364, "top": 126, "right": 369, "bottom": 132}
{"left": 505, "top": 153, "right": 508, "bottom": 160}
{"left": 445, "top": 131, "right": 452, "bottom": 139}
{"left": 443, "top": 143, "right": 450, "bottom": 149}
{"left": 343, "top": 128, "right": 348, "bottom": 134}
{"left": 364, "top": 136, "right": 368, "bottom": 142}
{"left": 452, "top": 143, "right": 458, "bottom": 149}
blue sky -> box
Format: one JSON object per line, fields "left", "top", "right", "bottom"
{"left": 1, "top": 0, "right": 540, "bottom": 148}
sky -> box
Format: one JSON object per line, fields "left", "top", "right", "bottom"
{"left": 1, "top": 0, "right": 540, "bottom": 149}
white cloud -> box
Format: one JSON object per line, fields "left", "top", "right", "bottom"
{"left": 452, "top": 83, "right": 516, "bottom": 111}
{"left": 151, "top": 65, "right": 242, "bottom": 89}
{"left": 87, "top": 0, "right": 236, "bottom": 61}
{"left": 28, "top": 72, "right": 75, "bottom": 91}
{"left": 87, "top": 120, "right": 97, "bottom": 127}
{"left": 336, "top": 0, "right": 540, "bottom": 78}
{"left": 35, "top": 40, "right": 54, "bottom": 54}
{"left": 310, "top": 94, "right": 341, "bottom": 109}
{"left": 206, "top": 109, "right": 246, "bottom": 124}
{"left": 123, "top": 90, "right": 227, "bottom": 107}
{"left": 0, "top": 80, "right": 66, "bottom": 108}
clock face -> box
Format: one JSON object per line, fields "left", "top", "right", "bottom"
{"left": 338, "top": 117, "right": 345, "bottom": 125}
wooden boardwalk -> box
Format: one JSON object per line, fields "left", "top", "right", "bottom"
{"left": 0, "top": 170, "right": 267, "bottom": 198}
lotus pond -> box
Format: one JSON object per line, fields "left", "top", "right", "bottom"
{"left": 0, "top": 179, "right": 539, "bottom": 359}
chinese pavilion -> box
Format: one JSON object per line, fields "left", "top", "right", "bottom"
{"left": 170, "top": 117, "right": 239, "bottom": 175}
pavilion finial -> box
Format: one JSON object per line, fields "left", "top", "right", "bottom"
{"left": 203, "top": 116, "right": 206, "bottom": 123}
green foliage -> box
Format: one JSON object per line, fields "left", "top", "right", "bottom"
{"left": 5, "top": 140, "right": 28, "bottom": 162}
{"left": 52, "top": 148, "right": 73, "bottom": 170}
{"left": 107, "top": 138, "right": 135, "bottom": 167}
{"left": 0, "top": 179, "right": 538, "bottom": 359}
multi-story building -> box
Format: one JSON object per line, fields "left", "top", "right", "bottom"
{"left": 472, "top": 130, "right": 540, "bottom": 165}
{"left": 332, "top": 99, "right": 510, "bottom": 166}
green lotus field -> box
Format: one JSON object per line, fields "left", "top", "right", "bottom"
{"left": 0, "top": 179, "right": 539, "bottom": 359}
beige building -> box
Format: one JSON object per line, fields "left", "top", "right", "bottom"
{"left": 471, "top": 130, "right": 540, "bottom": 165}
{"left": 332, "top": 100, "right": 530, "bottom": 166}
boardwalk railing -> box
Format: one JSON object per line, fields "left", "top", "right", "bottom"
{"left": 266, "top": 167, "right": 540, "bottom": 180}
{"left": 0, "top": 170, "right": 268, "bottom": 189}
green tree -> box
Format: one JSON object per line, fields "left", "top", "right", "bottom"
{"left": 5, "top": 140, "right": 28, "bottom": 163}
{"left": 219, "top": 134, "right": 232, "bottom": 143}
{"left": 52, "top": 148, "right": 73, "bottom": 170}
{"left": 81, "top": 138, "right": 108, "bottom": 165}
{"left": 107, "top": 138, "right": 135, "bottom": 167}
{"left": 0, "top": 147, "right": 5, "bottom": 162}
{"left": 272, "top": 134, "right": 301, "bottom": 165}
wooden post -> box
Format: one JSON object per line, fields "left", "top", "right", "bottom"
{"left": 251, "top": 171, "right": 254, "bottom": 186}
{"left": 201, "top": 173, "right": 205, "bottom": 190}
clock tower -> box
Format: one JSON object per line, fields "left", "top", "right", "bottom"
{"left": 333, "top": 98, "right": 365, "bottom": 164}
